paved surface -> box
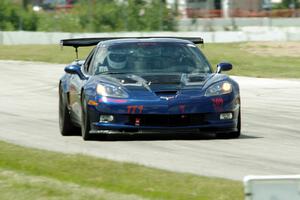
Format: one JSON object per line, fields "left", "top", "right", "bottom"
{"left": 0, "top": 60, "right": 300, "bottom": 181}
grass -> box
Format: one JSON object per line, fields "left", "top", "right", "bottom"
{"left": 0, "top": 44, "right": 93, "bottom": 64}
{"left": 0, "top": 42, "right": 300, "bottom": 78}
{"left": 0, "top": 141, "right": 243, "bottom": 200}
{"left": 201, "top": 43, "right": 300, "bottom": 78}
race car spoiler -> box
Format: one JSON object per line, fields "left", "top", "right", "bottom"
{"left": 61, "top": 37, "right": 204, "bottom": 59}
{"left": 60, "top": 37, "right": 204, "bottom": 48}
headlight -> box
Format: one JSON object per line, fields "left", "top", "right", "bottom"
{"left": 205, "top": 81, "right": 232, "bottom": 97}
{"left": 96, "top": 83, "right": 129, "bottom": 98}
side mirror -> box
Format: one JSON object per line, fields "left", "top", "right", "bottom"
{"left": 64, "top": 65, "right": 86, "bottom": 80}
{"left": 216, "top": 62, "right": 233, "bottom": 74}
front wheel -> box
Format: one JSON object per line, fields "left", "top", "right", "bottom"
{"left": 59, "top": 85, "right": 79, "bottom": 136}
{"left": 81, "top": 94, "right": 93, "bottom": 140}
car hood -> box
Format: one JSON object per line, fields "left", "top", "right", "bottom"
{"left": 89, "top": 73, "right": 227, "bottom": 99}
{"left": 101, "top": 73, "right": 212, "bottom": 88}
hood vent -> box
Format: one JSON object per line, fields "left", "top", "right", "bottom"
{"left": 155, "top": 90, "right": 178, "bottom": 96}
{"left": 142, "top": 75, "right": 181, "bottom": 85}
{"left": 188, "top": 75, "right": 206, "bottom": 82}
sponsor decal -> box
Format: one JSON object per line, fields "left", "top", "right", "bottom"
{"left": 179, "top": 105, "right": 185, "bottom": 113}
{"left": 212, "top": 97, "right": 224, "bottom": 112}
{"left": 127, "top": 105, "right": 144, "bottom": 114}
{"left": 98, "top": 97, "right": 127, "bottom": 103}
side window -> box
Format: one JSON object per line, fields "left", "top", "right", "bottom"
{"left": 90, "top": 46, "right": 108, "bottom": 74}
{"left": 83, "top": 47, "right": 96, "bottom": 75}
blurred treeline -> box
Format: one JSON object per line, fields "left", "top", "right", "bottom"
{"left": 274, "top": 0, "right": 300, "bottom": 9}
{"left": 0, "top": 0, "right": 38, "bottom": 31}
{"left": 0, "top": 0, "right": 176, "bottom": 32}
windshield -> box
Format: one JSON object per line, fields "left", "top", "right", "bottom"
{"left": 93, "top": 42, "right": 212, "bottom": 75}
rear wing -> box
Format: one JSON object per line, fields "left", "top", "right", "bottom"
{"left": 60, "top": 37, "right": 204, "bottom": 48}
{"left": 60, "top": 37, "right": 204, "bottom": 59}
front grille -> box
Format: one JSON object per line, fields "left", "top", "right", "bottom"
{"left": 126, "top": 114, "right": 208, "bottom": 127}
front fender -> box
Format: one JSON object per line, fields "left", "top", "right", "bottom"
{"left": 60, "top": 74, "right": 72, "bottom": 94}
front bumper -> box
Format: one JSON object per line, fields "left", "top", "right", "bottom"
{"left": 90, "top": 122, "right": 237, "bottom": 134}
{"left": 87, "top": 93, "right": 240, "bottom": 134}
{"left": 89, "top": 113, "right": 238, "bottom": 134}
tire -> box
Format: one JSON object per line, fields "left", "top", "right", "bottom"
{"left": 59, "top": 85, "right": 79, "bottom": 136}
{"left": 230, "top": 110, "right": 241, "bottom": 138}
{"left": 217, "top": 109, "right": 241, "bottom": 139}
{"left": 81, "top": 93, "right": 93, "bottom": 141}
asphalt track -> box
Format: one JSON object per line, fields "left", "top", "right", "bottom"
{"left": 0, "top": 60, "right": 300, "bottom": 181}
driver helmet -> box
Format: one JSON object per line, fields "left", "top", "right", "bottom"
{"left": 107, "top": 51, "right": 127, "bottom": 69}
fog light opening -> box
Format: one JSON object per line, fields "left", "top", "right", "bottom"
{"left": 220, "top": 113, "right": 233, "bottom": 120}
{"left": 99, "top": 115, "right": 114, "bottom": 123}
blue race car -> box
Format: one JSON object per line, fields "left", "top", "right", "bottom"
{"left": 59, "top": 37, "right": 241, "bottom": 140}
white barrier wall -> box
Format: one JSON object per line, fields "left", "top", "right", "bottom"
{"left": 178, "top": 18, "right": 300, "bottom": 31}
{"left": 1, "top": 28, "right": 300, "bottom": 45}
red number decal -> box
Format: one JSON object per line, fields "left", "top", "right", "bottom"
{"left": 127, "top": 105, "right": 144, "bottom": 114}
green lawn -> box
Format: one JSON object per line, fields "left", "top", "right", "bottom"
{"left": 0, "top": 44, "right": 93, "bottom": 64}
{"left": 202, "top": 43, "right": 300, "bottom": 78}
{"left": 0, "top": 141, "right": 243, "bottom": 200}
{"left": 0, "top": 42, "right": 299, "bottom": 78}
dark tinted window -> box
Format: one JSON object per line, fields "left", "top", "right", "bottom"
{"left": 93, "top": 42, "right": 212, "bottom": 74}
